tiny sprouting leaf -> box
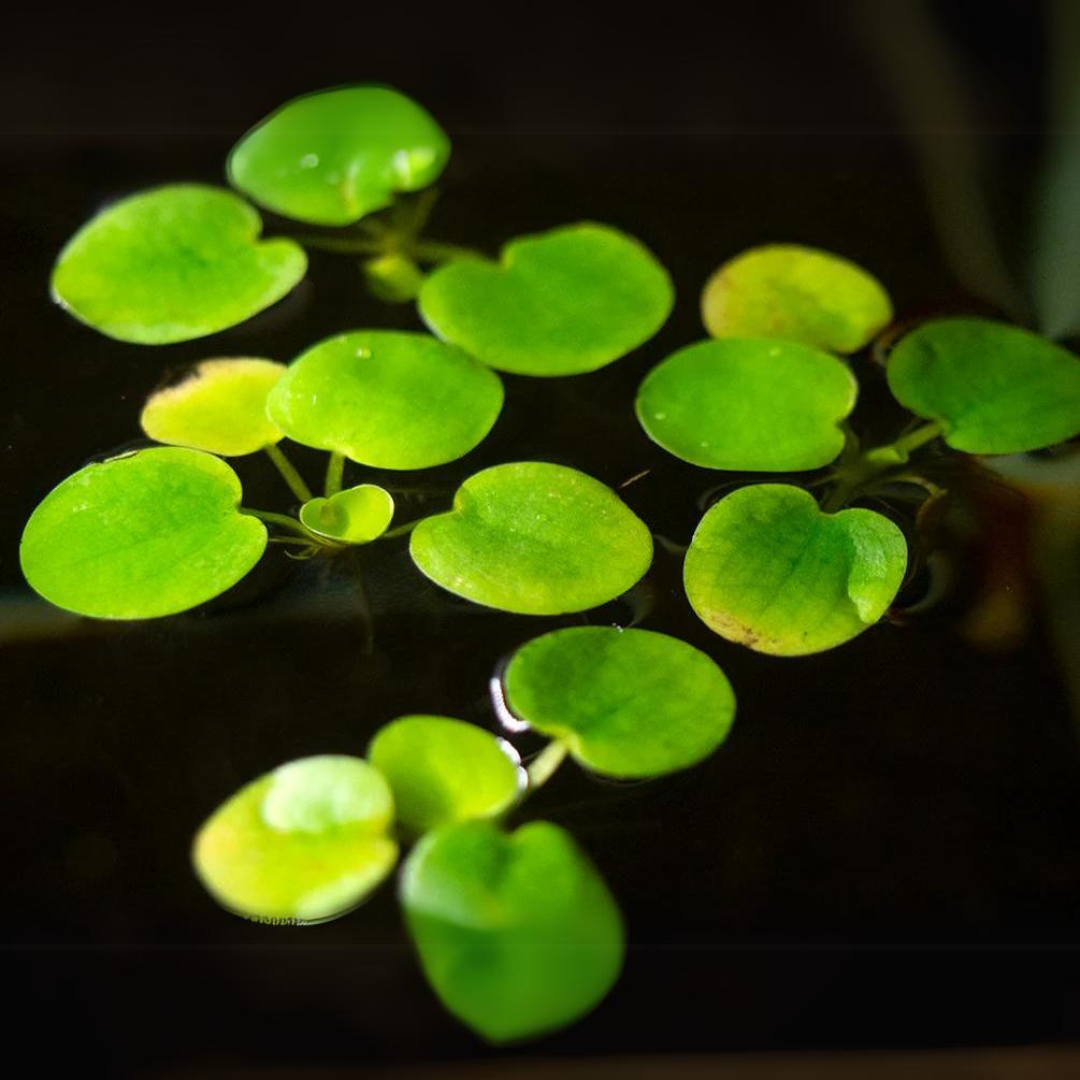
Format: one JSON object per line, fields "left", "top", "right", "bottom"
{"left": 409, "top": 462, "right": 653, "bottom": 615}
{"left": 368, "top": 715, "right": 521, "bottom": 835}
{"left": 401, "top": 820, "right": 624, "bottom": 1043}
{"left": 701, "top": 244, "right": 893, "bottom": 353}
{"left": 140, "top": 358, "right": 287, "bottom": 456}
{"left": 418, "top": 223, "right": 674, "bottom": 376}
{"left": 20, "top": 447, "right": 267, "bottom": 620}
{"left": 266, "top": 331, "right": 504, "bottom": 469}
{"left": 886, "top": 317, "right": 1080, "bottom": 454}
{"left": 503, "top": 626, "right": 735, "bottom": 778}
{"left": 193, "top": 755, "right": 398, "bottom": 924}
{"left": 299, "top": 485, "right": 395, "bottom": 545}
{"left": 684, "top": 484, "right": 907, "bottom": 656}
{"left": 636, "top": 338, "right": 857, "bottom": 471}
{"left": 228, "top": 85, "right": 450, "bottom": 227}
{"left": 51, "top": 185, "right": 307, "bottom": 345}
{"left": 363, "top": 253, "right": 426, "bottom": 303}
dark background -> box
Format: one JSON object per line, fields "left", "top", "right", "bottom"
{"left": 3, "top": 1, "right": 1080, "bottom": 1075}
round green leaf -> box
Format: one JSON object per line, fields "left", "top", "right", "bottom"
{"left": 636, "top": 338, "right": 857, "bottom": 471}
{"left": 368, "top": 715, "right": 521, "bottom": 835}
{"left": 504, "top": 627, "right": 735, "bottom": 778}
{"left": 51, "top": 185, "right": 307, "bottom": 345}
{"left": 228, "top": 85, "right": 450, "bottom": 226}
{"left": 401, "top": 820, "right": 623, "bottom": 1042}
{"left": 20, "top": 447, "right": 267, "bottom": 620}
{"left": 299, "top": 485, "right": 395, "bottom": 545}
{"left": 886, "top": 317, "right": 1080, "bottom": 454}
{"left": 409, "top": 462, "right": 654, "bottom": 615}
{"left": 193, "top": 756, "right": 398, "bottom": 924}
{"left": 701, "top": 244, "right": 893, "bottom": 353}
{"left": 140, "top": 358, "right": 287, "bottom": 456}
{"left": 684, "top": 484, "right": 907, "bottom": 656}
{"left": 418, "top": 223, "right": 674, "bottom": 376}
{"left": 266, "top": 331, "right": 504, "bottom": 469}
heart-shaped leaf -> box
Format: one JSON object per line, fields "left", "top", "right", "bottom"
{"left": 684, "top": 484, "right": 907, "bottom": 655}
{"left": 51, "top": 185, "right": 307, "bottom": 345}
{"left": 266, "top": 331, "right": 504, "bottom": 469}
{"left": 503, "top": 627, "right": 735, "bottom": 778}
{"left": 409, "top": 462, "right": 653, "bottom": 614}
{"left": 636, "top": 338, "right": 857, "bottom": 471}
{"left": 228, "top": 85, "right": 450, "bottom": 226}
{"left": 299, "top": 485, "right": 395, "bottom": 544}
{"left": 701, "top": 244, "right": 892, "bottom": 353}
{"left": 140, "top": 358, "right": 287, "bottom": 456}
{"left": 368, "top": 715, "right": 521, "bottom": 835}
{"left": 401, "top": 820, "right": 623, "bottom": 1042}
{"left": 886, "top": 317, "right": 1080, "bottom": 453}
{"left": 20, "top": 447, "right": 267, "bottom": 619}
{"left": 193, "top": 755, "right": 398, "bottom": 924}
{"left": 418, "top": 223, "right": 674, "bottom": 376}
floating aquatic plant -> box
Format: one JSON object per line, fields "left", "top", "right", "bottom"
{"left": 51, "top": 185, "right": 307, "bottom": 344}
{"left": 26, "top": 82, "right": 1080, "bottom": 1046}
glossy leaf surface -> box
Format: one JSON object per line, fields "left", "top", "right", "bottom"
{"left": 51, "top": 185, "right": 306, "bottom": 344}
{"left": 20, "top": 448, "right": 267, "bottom": 619}
{"left": 409, "top": 462, "right": 653, "bottom": 614}
{"left": 299, "top": 485, "right": 395, "bottom": 544}
{"left": 636, "top": 338, "right": 857, "bottom": 470}
{"left": 140, "top": 358, "right": 286, "bottom": 456}
{"left": 267, "top": 331, "right": 504, "bottom": 469}
{"left": 886, "top": 317, "right": 1080, "bottom": 453}
{"left": 193, "top": 756, "right": 397, "bottom": 924}
{"left": 368, "top": 716, "right": 520, "bottom": 834}
{"left": 701, "top": 244, "right": 892, "bottom": 353}
{"left": 419, "top": 223, "right": 674, "bottom": 376}
{"left": 684, "top": 484, "right": 907, "bottom": 655}
{"left": 402, "top": 820, "right": 623, "bottom": 1042}
{"left": 504, "top": 627, "right": 735, "bottom": 777}
{"left": 229, "top": 85, "right": 450, "bottom": 226}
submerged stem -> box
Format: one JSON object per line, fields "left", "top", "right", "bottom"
{"left": 325, "top": 452, "right": 346, "bottom": 498}
{"left": 264, "top": 444, "right": 313, "bottom": 503}
{"left": 526, "top": 741, "right": 569, "bottom": 792}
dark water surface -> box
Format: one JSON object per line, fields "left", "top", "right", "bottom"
{"left": 3, "top": 126, "right": 1080, "bottom": 1071}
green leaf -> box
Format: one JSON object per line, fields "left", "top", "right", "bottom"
{"left": 701, "top": 244, "right": 893, "bottom": 353}
{"left": 636, "top": 338, "right": 857, "bottom": 471}
{"left": 409, "top": 462, "right": 653, "bottom": 614}
{"left": 140, "top": 358, "right": 287, "bottom": 456}
{"left": 418, "top": 223, "right": 674, "bottom": 376}
{"left": 368, "top": 715, "right": 521, "bottom": 834}
{"left": 362, "top": 253, "right": 426, "bottom": 303}
{"left": 228, "top": 85, "right": 450, "bottom": 227}
{"left": 193, "top": 755, "right": 398, "bottom": 924}
{"left": 51, "top": 185, "right": 306, "bottom": 345}
{"left": 299, "top": 484, "right": 395, "bottom": 545}
{"left": 401, "top": 820, "right": 623, "bottom": 1042}
{"left": 503, "top": 627, "right": 735, "bottom": 778}
{"left": 684, "top": 484, "right": 907, "bottom": 656}
{"left": 266, "top": 331, "right": 504, "bottom": 469}
{"left": 20, "top": 447, "right": 267, "bottom": 620}
{"left": 886, "top": 317, "right": 1080, "bottom": 453}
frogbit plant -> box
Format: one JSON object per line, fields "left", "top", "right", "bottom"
{"left": 20, "top": 84, "right": 1080, "bottom": 1042}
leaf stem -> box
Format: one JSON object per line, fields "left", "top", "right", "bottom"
{"left": 325, "top": 452, "right": 346, "bottom": 498}
{"left": 380, "top": 518, "right": 424, "bottom": 539}
{"left": 822, "top": 421, "right": 942, "bottom": 512}
{"left": 264, "top": 444, "right": 313, "bottom": 503}
{"left": 240, "top": 507, "right": 310, "bottom": 536}
{"left": 409, "top": 239, "right": 488, "bottom": 265}
{"left": 287, "top": 235, "right": 384, "bottom": 256}
{"left": 526, "top": 741, "right": 568, "bottom": 792}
